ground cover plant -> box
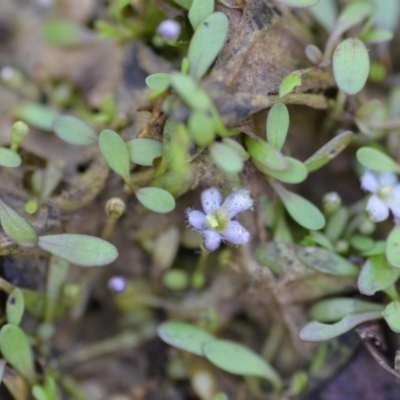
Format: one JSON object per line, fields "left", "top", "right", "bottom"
{"left": 1, "top": 0, "right": 400, "bottom": 398}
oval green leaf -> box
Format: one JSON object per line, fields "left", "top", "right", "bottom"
{"left": 356, "top": 147, "right": 399, "bottom": 172}
{"left": 244, "top": 136, "right": 288, "bottom": 172}
{"left": 0, "top": 324, "right": 36, "bottom": 384}
{"left": 188, "top": 110, "right": 215, "bottom": 146}
{"left": 271, "top": 182, "right": 325, "bottom": 230}
{"left": 266, "top": 103, "right": 289, "bottom": 150}
{"left": 136, "top": 187, "right": 176, "bottom": 213}
{"left": 158, "top": 321, "right": 214, "bottom": 356}
{"left": 337, "top": 1, "right": 375, "bottom": 33}
{"left": 255, "top": 157, "right": 308, "bottom": 184}
{"left": 363, "top": 29, "right": 393, "bottom": 44}
{"left": 333, "top": 38, "right": 370, "bottom": 95}
{"left": 203, "top": 340, "right": 282, "bottom": 390}
{"left": 386, "top": 226, "right": 400, "bottom": 268}
{"left": 305, "top": 131, "right": 353, "bottom": 172}
{"left": 0, "top": 148, "right": 21, "bottom": 168}
{"left": 274, "top": 0, "right": 318, "bottom": 8}
{"left": 299, "top": 312, "right": 382, "bottom": 342}
{"left": 310, "top": 297, "right": 384, "bottom": 323}
{"left": 358, "top": 254, "right": 400, "bottom": 295}
{"left": 189, "top": 0, "right": 214, "bottom": 30}
{"left": 382, "top": 301, "right": 400, "bottom": 333}
{"left": 6, "top": 288, "right": 25, "bottom": 326}
{"left": 0, "top": 199, "right": 37, "bottom": 247}
{"left": 98, "top": 129, "right": 131, "bottom": 183}
{"left": 53, "top": 115, "right": 97, "bottom": 146}
{"left": 13, "top": 103, "right": 59, "bottom": 131}
{"left": 324, "top": 207, "right": 349, "bottom": 242}
{"left": 279, "top": 73, "right": 301, "bottom": 97}
{"left": 188, "top": 12, "right": 229, "bottom": 80}
{"left": 209, "top": 142, "right": 243, "bottom": 173}
{"left": 145, "top": 73, "right": 170, "bottom": 92}
{"left": 38, "top": 234, "right": 118, "bottom": 267}
{"left": 126, "top": 139, "right": 162, "bottom": 166}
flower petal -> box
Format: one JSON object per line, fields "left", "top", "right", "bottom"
{"left": 187, "top": 209, "right": 206, "bottom": 230}
{"left": 202, "top": 230, "right": 222, "bottom": 251}
{"left": 222, "top": 189, "right": 253, "bottom": 218}
{"left": 201, "top": 187, "right": 222, "bottom": 215}
{"left": 221, "top": 221, "right": 250, "bottom": 245}
{"left": 378, "top": 172, "right": 398, "bottom": 186}
{"left": 361, "top": 171, "right": 378, "bottom": 193}
{"left": 366, "top": 195, "right": 389, "bottom": 222}
{"left": 389, "top": 204, "right": 400, "bottom": 221}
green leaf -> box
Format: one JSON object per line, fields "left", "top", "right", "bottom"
{"left": 305, "top": 44, "right": 324, "bottom": 64}
{"left": 363, "top": 29, "right": 393, "bottom": 44}
{"left": 0, "top": 148, "right": 21, "bottom": 168}
{"left": 32, "top": 386, "right": 48, "bottom": 400}
{"left": 371, "top": 0, "right": 399, "bottom": 31}
{"left": 136, "top": 187, "right": 176, "bottom": 213}
{"left": 255, "top": 157, "right": 308, "bottom": 184}
{"left": 6, "top": 288, "right": 25, "bottom": 326}
{"left": 297, "top": 247, "right": 359, "bottom": 276}
{"left": 0, "top": 324, "right": 36, "bottom": 384}
{"left": 244, "top": 136, "right": 288, "bottom": 172}
{"left": 145, "top": 73, "right": 170, "bottom": 92}
{"left": 43, "top": 18, "right": 89, "bottom": 47}
{"left": 188, "top": 12, "right": 229, "bottom": 80}
{"left": 305, "top": 131, "right": 353, "bottom": 172}
{"left": 53, "top": 115, "right": 97, "bottom": 146}
{"left": 356, "top": 147, "right": 399, "bottom": 172}
{"left": 117, "top": 0, "right": 131, "bottom": 10}
{"left": 358, "top": 254, "right": 400, "bottom": 295}
{"left": 308, "top": 0, "right": 337, "bottom": 31}
{"left": 382, "top": 301, "right": 400, "bottom": 333}
{"left": 349, "top": 235, "right": 374, "bottom": 251}
{"left": 13, "top": 103, "right": 59, "bottom": 131}
{"left": 279, "top": 72, "right": 301, "bottom": 97}
{"left": 98, "top": 130, "right": 131, "bottom": 183}
{"left": 37, "top": 234, "right": 119, "bottom": 267}
{"left": 333, "top": 38, "right": 370, "bottom": 95}
{"left": 158, "top": 321, "right": 214, "bottom": 356}
{"left": 173, "top": 0, "right": 193, "bottom": 10}
{"left": 274, "top": 0, "right": 318, "bottom": 8}
{"left": 188, "top": 111, "right": 215, "bottom": 146}
{"left": 324, "top": 207, "right": 349, "bottom": 242}
{"left": 126, "top": 139, "right": 162, "bottom": 166}
{"left": 271, "top": 181, "right": 325, "bottom": 230}
{"left": 203, "top": 340, "right": 282, "bottom": 390}
{"left": 162, "top": 269, "right": 189, "bottom": 291}
{"left": 299, "top": 312, "right": 382, "bottom": 342}
{"left": 310, "top": 297, "right": 384, "bottom": 323}
{"left": 266, "top": 103, "right": 289, "bottom": 150}
{"left": 0, "top": 199, "right": 37, "bottom": 247}
{"left": 94, "top": 20, "right": 121, "bottom": 39}
{"left": 221, "top": 138, "right": 249, "bottom": 160}
{"left": 386, "top": 226, "right": 400, "bottom": 268}
{"left": 209, "top": 142, "right": 243, "bottom": 173}
{"left": 361, "top": 240, "right": 386, "bottom": 256}
{"left": 336, "top": 1, "right": 375, "bottom": 33}
{"left": 189, "top": 0, "right": 214, "bottom": 30}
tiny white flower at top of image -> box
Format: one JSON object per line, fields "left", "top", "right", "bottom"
{"left": 361, "top": 170, "right": 400, "bottom": 222}
{"left": 186, "top": 187, "right": 254, "bottom": 252}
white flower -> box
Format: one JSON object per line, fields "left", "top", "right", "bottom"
{"left": 157, "top": 20, "right": 181, "bottom": 40}
{"left": 361, "top": 171, "right": 400, "bottom": 222}
{"left": 186, "top": 187, "right": 253, "bottom": 251}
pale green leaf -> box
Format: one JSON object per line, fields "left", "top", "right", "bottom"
{"left": 333, "top": 38, "right": 370, "bottom": 95}
{"left": 0, "top": 324, "right": 36, "bottom": 384}
{"left": 203, "top": 340, "right": 282, "bottom": 390}
{"left": 189, "top": 0, "right": 214, "bottom": 30}
{"left": 38, "top": 234, "right": 119, "bottom": 267}
{"left": 13, "top": 103, "right": 59, "bottom": 131}
{"left": 43, "top": 18, "right": 90, "bottom": 47}
{"left": 382, "top": 301, "right": 400, "bottom": 333}
{"left": 363, "top": 29, "right": 393, "bottom": 44}
{"left": 0, "top": 199, "right": 37, "bottom": 247}
{"left": 356, "top": 147, "right": 399, "bottom": 172}
{"left": 386, "top": 226, "right": 400, "bottom": 268}
{"left": 145, "top": 73, "right": 170, "bottom": 92}
{"left": 305, "top": 131, "right": 353, "bottom": 172}
{"left": 279, "top": 73, "right": 301, "bottom": 97}
{"left": 336, "top": 1, "right": 375, "bottom": 33}
{"left": 53, "top": 115, "right": 97, "bottom": 146}
{"left": 136, "top": 187, "right": 176, "bottom": 213}
{"left": 158, "top": 321, "right": 214, "bottom": 356}
{"left": 308, "top": 0, "right": 337, "bottom": 31}
{"left": 274, "top": 0, "right": 318, "bottom": 8}
{"left": 0, "top": 148, "right": 21, "bottom": 168}
{"left": 305, "top": 44, "right": 324, "bottom": 64}
{"left": 188, "top": 12, "right": 229, "bottom": 80}
{"left": 371, "top": 0, "right": 399, "bottom": 31}
{"left": 255, "top": 157, "right": 308, "bottom": 184}
{"left": 324, "top": 207, "right": 349, "bottom": 242}
{"left": 209, "top": 142, "right": 243, "bottom": 173}
{"left": 126, "top": 139, "right": 162, "bottom": 166}
{"left": 98, "top": 129, "right": 131, "bottom": 183}
{"left": 188, "top": 111, "right": 215, "bottom": 146}
{"left": 6, "top": 288, "right": 25, "bottom": 326}
{"left": 162, "top": 270, "right": 189, "bottom": 291}
{"left": 173, "top": 0, "right": 193, "bottom": 10}
{"left": 299, "top": 312, "right": 382, "bottom": 342}
{"left": 266, "top": 103, "right": 289, "bottom": 150}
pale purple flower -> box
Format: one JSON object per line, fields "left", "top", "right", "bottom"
{"left": 157, "top": 20, "right": 181, "bottom": 40}
{"left": 108, "top": 276, "right": 126, "bottom": 293}
{"left": 361, "top": 170, "right": 400, "bottom": 222}
{"left": 186, "top": 187, "right": 253, "bottom": 251}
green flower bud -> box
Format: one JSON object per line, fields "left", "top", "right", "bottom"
{"left": 323, "top": 192, "right": 342, "bottom": 214}
{"left": 105, "top": 197, "right": 126, "bottom": 220}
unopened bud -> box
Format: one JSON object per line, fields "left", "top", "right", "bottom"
{"left": 0, "top": 67, "right": 25, "bottom": 91}
{"left": 335, "top": 239, "right": 349, "bottom": 254}
{"left": 11, "top": 121, "right": 29, "bottom": 151}
{"left": 108, "top": 276, "right": 127, "bottom": 294}
{"left": 157, "top": 19, "right": 181, "bottom": 40}
{"left": 105, "top": 197, "right": 126, "bottom": 220}
{"left": 358, "top": 217, "right": 376, "bottom": 235}
{"left": 323, "top": 192, "right": 341, "bottom": 214}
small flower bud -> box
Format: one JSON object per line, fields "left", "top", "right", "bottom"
{"left": 105, "top": 197, "right": 126, "bottom": 220}
{"left": 0, "top": 67, "right": 25, "bottom": 91}
{"left": 322, "top": 192, "right": 341, "bottom": 214}
{"left": 10, "top": 121, "right": 29, "bottom": 151}
{"left": 108, "top": 276, "right": 127, "bottom": 294}
{"left": 157, "top": 19, "right": 181, "bottom": 40}
{"left": 335, "top": 239, "right": 349, "bottom": 254}
{"left": 358, "top": 217, "right": 376, "bottom": 235}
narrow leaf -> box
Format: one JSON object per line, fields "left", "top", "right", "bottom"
{"left": 136, "top": 187, "right": 176, "bottom": 213}
{"left": 53, "top": 116, "right": 97, "bottom": 146}
{"left": 98, "top": 130, "right": 131, "bottom": 183}
{"left": 386, "top": 226, "right": 400, "bottom": 268}
{"left": 274, "top": 0, "right": 318, "bottom": 8}
{"left": 13, "top": 103, "right": 58, "bottom": 131}
{"left": 0, "top": 199, "right": 37, "bottom": 247}
{"left": 255, "top": 157, "right": 308, "bottom": 184}
{"left": 38, "top": 234, "right": 118, "bottom": 267}
{"left": 356, "top": 147, "right": 399, "bottom": 172}
{"left": 266, "top": 103, "right": 289, "bottom": 150}
{"left": 6, "top": 288, "right": 25, "bottom": 326}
